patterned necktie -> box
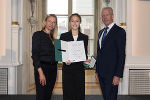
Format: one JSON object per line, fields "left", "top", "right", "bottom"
{"left": 101, "top": 27, "right": 108, "bottom": 46}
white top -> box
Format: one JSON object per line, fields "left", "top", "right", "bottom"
{"left": 99, "top": 22, "right": 115, "bottom": 49}
{"left": 73, "top": 35, "right": 78, "bottom": 41}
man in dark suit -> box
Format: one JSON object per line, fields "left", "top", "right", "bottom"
{"left": 96, "top": 7, "right": 126, "bottom": 100}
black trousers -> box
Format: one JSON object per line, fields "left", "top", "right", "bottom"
{"left": 98, "top": 75, "right": 118, "bottom": 100}
{"left": 34, "top": 62, "right": 57, "bottom": 100}
{"left": 62, "top": 63, "right": 85, "bottom": 100}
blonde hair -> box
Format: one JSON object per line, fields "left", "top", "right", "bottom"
{"left": 42, "top": 14, "right": 58, "bottom": 40}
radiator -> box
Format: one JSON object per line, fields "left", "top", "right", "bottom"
{"left": 129, "top": 69, "right": 150, "bottom": 95}
{"left": 0, "top": 68, "right": 8, "bottom": 94}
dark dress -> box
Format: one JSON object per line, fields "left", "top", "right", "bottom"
{"left": 60, "top": 31, "right": 88, "bottom": 100}
{"left": 32, "top": 30, "right": 57, "bottom": 100}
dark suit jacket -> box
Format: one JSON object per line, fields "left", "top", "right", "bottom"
{"left": 60, "top": 31, "right": 88, "bottom": 70}
{"left": 96, "top": 24, "right": 126, "bottom": 78}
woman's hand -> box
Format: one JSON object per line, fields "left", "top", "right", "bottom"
{"left": 65, "top": 60, "right": 71, "bottom": 65}
{"left": 84, "top": 59, "right": 91, "bottom": 63}
{"left": 38, "top": 67, "right": 46, "bottom": 86}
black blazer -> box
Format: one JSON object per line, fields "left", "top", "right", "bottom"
{"left": 32, "top": 30, "right": 57, "bottom": 70}
{"left": 96, "top": 24, "right": 126, "bottom": 78}
{"left": 60, "top": 31, "right": 88, "bottom": 70}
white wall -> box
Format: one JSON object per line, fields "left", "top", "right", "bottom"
{"left": 119, "top": 0, "right": 150, "bottom": 94}
{"left": 0, "top": 0, "right": 12, "bottom": 64}
{"left": 126, "top": 0, "right": 150, "bottom": 64}
{"left": 0, "top": 0, "right": 6, "bottom": 56}
{"left": 132, "top": 0, "right": 150, "bottom": 56}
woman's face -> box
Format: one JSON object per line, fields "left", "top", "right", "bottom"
{"left": 70, "top": 15, "right": 81, "bottom": 31}
{"left": 45, "top": 16, "right": 57, "bottom": 31}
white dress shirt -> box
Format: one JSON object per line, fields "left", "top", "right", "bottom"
{"left": 73, "top": 35, "right": 78, "bottom": 41}
{"left": 99, "top": 23, "right": 115, "bottom": 49}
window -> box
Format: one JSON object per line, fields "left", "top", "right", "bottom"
{"left": 47, "top": 0, "right": 95, "bottom": 57}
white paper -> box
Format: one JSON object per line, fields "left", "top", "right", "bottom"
{"left": 61, "top": 40, "right": 86, "bottom": 62}
{"left": 89, "top": 56, "right": 96, "bottom": 68}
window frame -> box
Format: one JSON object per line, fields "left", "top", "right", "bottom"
{"left": 45, "top": 0, "right": 101, "bottom": 57}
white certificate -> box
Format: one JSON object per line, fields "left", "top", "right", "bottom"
{"left": 61, "top": 40, "right": 86, "bottom": 62}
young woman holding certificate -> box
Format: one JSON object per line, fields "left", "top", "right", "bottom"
{"left": 60, "top": 13, "right": 88, "bottom": 100}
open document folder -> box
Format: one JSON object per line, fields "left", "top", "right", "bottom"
{"left": 54, "top": 39, "right": 86, "bottom": 62}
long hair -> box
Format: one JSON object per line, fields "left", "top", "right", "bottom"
{"left": 42, "top": 14, "right": 58, "bottom": 41}
{"left": 69, "top": 13, "right": 82, "bottom": 32}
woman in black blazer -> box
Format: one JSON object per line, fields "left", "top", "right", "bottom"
{"left": 32, "top": 14, "right": 58, "bottom": 100}
{"left": 60, "top": 13, "right": 88, "bottom": 100}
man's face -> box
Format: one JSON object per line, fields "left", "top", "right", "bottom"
{"left": 101, "top": 9, "right": 114, "bottom": 26}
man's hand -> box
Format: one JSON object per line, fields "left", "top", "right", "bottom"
{"left": 95, "top": 73, "right": 99, "bottom": 81}
{"left": 112, "top": 76, "right": 120, "bottom": 85}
